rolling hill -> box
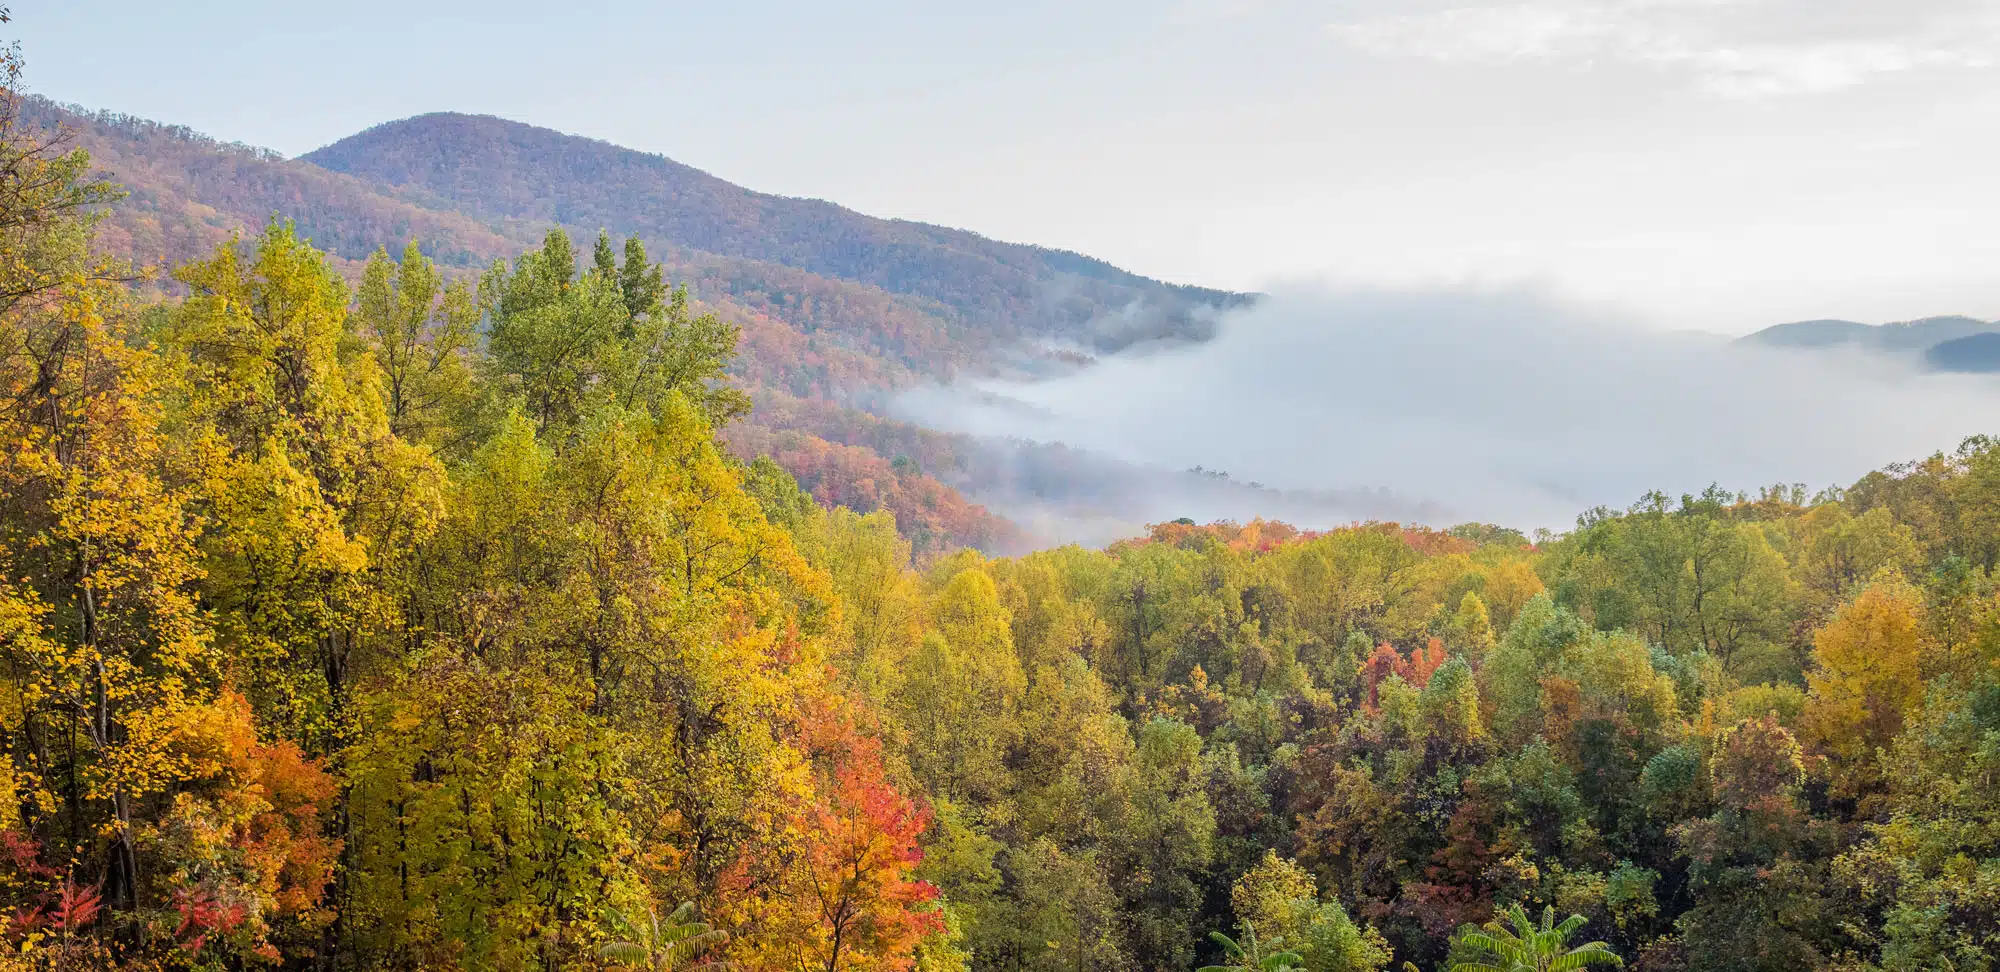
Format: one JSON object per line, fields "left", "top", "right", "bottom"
{"left": 21, "top": 99, "right": 523, "bottom": 274}
{"left": 1924, "top": 332, "right": 2000, "bottom": 373}
{"left": 1738, "top": 315, "right": 1998, "bottom": 362}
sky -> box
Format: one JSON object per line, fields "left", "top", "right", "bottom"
{"left": 17, "top": 0, "right": 2000, "bottom": 334}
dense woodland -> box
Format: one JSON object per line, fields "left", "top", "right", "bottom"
{"left": 5, "top": 29, "right": 2000, "bottom": 972}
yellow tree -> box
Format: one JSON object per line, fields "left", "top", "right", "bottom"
{"left": 161, "top": 222, "right": 444, "bottom": 752}
{"left": 1449, "top": 592, "right": 1496, "bottom": 657}
{"left": 898, "top": 566, "right": 1024, "bottom": 803}
{"left": 0, "top": 275, "right": 210, "bottom": 912}
{"left": 0, "top": 54, "right": 215, "bottom": 919}
{"left": 0, "top": 47, "right": 344, "bottom": 963}
{"left": 1801, "top": 573, "right": 1927, "bottom": 801}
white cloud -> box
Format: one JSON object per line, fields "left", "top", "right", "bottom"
{"left": 1326, "top": 0, "right": 1997, "bottom": 96}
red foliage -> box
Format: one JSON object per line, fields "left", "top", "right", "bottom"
{"left": 157, "top": 690, "right": 341, "bottom": 958}
{"left": 48, "top": 880, "right": 101, "bottom": 934}
{"left": 788, "top": 700, "right": 945, "bottom": 972}
{"left": 172, "top": 887, "right": 250, "bottom": 954}
{"left": 0, "top": 839, "right": 98, "bottom": 945}
{"left": 1397, "top": 881, "right": 1487, "bottom": 941}
{"left": 1120, "top": 518, "right": 1305, "bottom": 554}
{"left": 0, "top": 829, "right": 55, "bottom": 883}
{"left": 1398, "top": 527, "right": 1477, "bottom": 557}
{"left": 1359, "top": 637, "right": 1455, "bottom": 709}
{"left": 725, "top": 425, "right": 1021, "bottom": 555}
{"left": 1430, "top": 797, "right": 1500, "bottom": 892}
{"left": 1363, "top": 642, "right": 1402, "bottom": 708}
{"left": 1398, "top": 638, "right": 1450, "bottom": 688}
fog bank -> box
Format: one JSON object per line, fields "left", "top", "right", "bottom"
{"left": 898, "top": 285, "right": 2000, "bottom": 534}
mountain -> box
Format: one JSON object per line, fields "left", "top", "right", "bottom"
{"left": 300, "top": 112, "right": 1242, "bottom": 351}
{"left": 22, "top": 99, "right": 527, "bottom": 274}
{"left": 1741, "top": 318, "right": 1882, "bottom": 349}
{"left": 1740, "top": 315, "right": 1996, "bottom": 354}
{"left": 1925, "top": 332, "right": 2000, "bottom": 373}
{"left": 1738, "top": 314, "right": 2000, "bottom": 379}
{"left": 34, "top": 96, "right": 1250, "bottom": 553}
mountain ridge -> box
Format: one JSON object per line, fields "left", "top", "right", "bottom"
{"left": 1739, "top": 314, "right": 1994, "bottom": 353}
{"left": 1737, "top": 314, "right": 2000, "bottom": 374}
{"left": 23, "top": 97, "right": 526, "bottom": 273}
{"left": 299, "top": 111, "right": 1243, "bottom": 349}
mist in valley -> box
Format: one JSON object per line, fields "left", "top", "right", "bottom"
{"left": 900, "top": 283, "right": 2000, "bottom": 542}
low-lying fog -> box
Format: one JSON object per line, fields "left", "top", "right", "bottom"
{"left": 897, "top": 284, "right": 2000, "bottom": 544}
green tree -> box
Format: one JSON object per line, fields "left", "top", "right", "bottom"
{"left": 1117, "top": 717, "right": 1217, "bottom": 972}
{"left": 1444, "top": 905, "right": 1622, "bottom": 972}
{"left": 352, "top": 239, "right": 484, "bottom": 452}
{"left": 600, "top": 901, "right": 731, "bottom": 971}
{"left": 485, "top": 228, "right": 746, "bottom": 435}
{"left": 1199, "top": 927, "right": 1305, "bottom": 972}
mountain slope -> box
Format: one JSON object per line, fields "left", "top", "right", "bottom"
{"left": 1924, "top": 332, "right": 2000, "bottom": 373}
{"left": 29, "top": 99, "right": 976, "bottom": 383}
{"left": 25, "top": 98, "right": 529, "bottom": 273}
{"left": 300, "top": 112, "right": 1242, "bottom": 348}
{"left": 1740, "top": 315, "right": 1995, "bottom": 353}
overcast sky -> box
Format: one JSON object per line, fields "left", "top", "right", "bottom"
{"left": 17, "top": 0, "right": 2000, "bottom": 332}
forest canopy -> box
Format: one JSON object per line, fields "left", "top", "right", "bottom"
{"left": 4, "top": 24, "right": 2000, "bottom": 972}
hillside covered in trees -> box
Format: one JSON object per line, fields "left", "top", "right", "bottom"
{"left": 299, "top": 112, "right": 1238, "bottom": 350}
{"left": 19, "top": 93, "right": 1249, "bottom": 556}
{"left": 8, "top": 27, "right": 2000, "bottom": 972}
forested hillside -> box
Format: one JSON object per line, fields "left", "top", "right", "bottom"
{"left": 299, "top": 112, "right": 1239, "bottom": 348}
{"left": 24, "top": 95, "right": 1251, "bottom": 555}
{"left": 9, "top": 32, "right": 2000, "bottom": 972}
{"left": 16, "top": 98, "right": 521, "bottom": 273}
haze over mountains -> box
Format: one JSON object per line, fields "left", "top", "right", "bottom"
{"left": 1739, "top": 315, "right": 2000, "bottom": 374}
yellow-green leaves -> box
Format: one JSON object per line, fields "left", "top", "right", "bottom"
{"left": 1803, "top": 573, "right": 1928, "bottom": 801}
{"left": 354, "top": 241, "right": 483, "bottom": 453}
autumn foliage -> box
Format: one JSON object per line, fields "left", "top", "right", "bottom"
{"left": 730, "top": 702, "right": 942, "bottom": 972}
{"left": 10, "top": 31, "right": 2000, "bottom": 972}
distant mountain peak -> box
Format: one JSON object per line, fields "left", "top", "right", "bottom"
{"left": 300, "top": 111, "right": 1237, "bottom": 346}
{"left": 1740, "top": 315, "right": 1996, "bottom": 354}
